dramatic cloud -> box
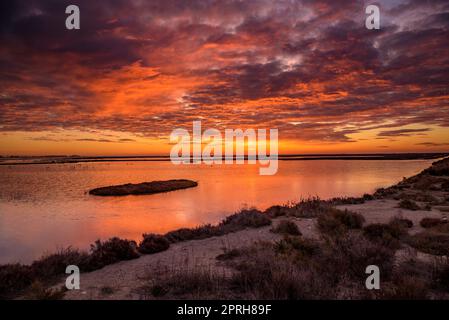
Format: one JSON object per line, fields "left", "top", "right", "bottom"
{"left": 1, "top": 0, "right": 448, "bottom": 153}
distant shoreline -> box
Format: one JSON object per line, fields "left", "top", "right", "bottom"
{"left": 0, "top": 153, "right": 447, "bottom": 166}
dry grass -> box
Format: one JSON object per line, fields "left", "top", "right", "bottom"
{"left": 317, "top": 208, "right": 365, "bottom": 236}
{"left": 138, "top": 234, "right": 170, "bottom": 254}
{"left": 88, "top": 237, "right": 140, "bottom": 269}
{"left": 164, "top": 209, "right": 271, "bottom": 243}
{"left": 406, "top": 232, "right": 449, "bottom": 256}
{"left": 420, "top": 217, "right": 447, "bottom": 228}
{"left": 0, "top": 238, "right": 139, "bottom": 299}
{"left": 398, "top": 199, "right": 421, "bottom": 211}
{"left": 363, "top": 221, "right": 408, "bottom": 249}
{"left": 271, "top": 220, "right": 301, "bottom": 236}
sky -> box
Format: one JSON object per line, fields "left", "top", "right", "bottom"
{"left": 0, "top": 0, "right": 448, "bottom": 156}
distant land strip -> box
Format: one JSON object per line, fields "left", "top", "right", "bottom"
{"left": 0, "top": 153, "right": 448, "bottom": 166}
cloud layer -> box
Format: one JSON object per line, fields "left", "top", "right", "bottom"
{"left": 1, "top": 0, "right": 448, "bottom": 150}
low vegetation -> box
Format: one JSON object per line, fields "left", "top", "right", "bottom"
{"left": 138, "top": 234, "right": 170, "bottom": 254}
{"left": 406, "top": 232, "right": 449, "bottom": 256}
{"left": 398, "top": 199, "right": 421, "bottom": 211}
{"left": 164, "top": 209, "right": 271, "bottom": 243}
{"left": 270, "top": 220, "right": 301, "bottom": 236}
{"left": 317, "top": 208, "right": 365, "bottom": 236}
{"left": 0, "top": 209, "right": 272, "bottom": 299}
{"left": 0, "top": 238, "right": 138, "bottom": 299}
{"left": 420, "top": 217, "right": 447, "bottom": 228}
{"left": 363, "top": 220, "right": 409, "bottom": 249}
{"left": 89, "top": 179, "right": 198, "bottom": 196}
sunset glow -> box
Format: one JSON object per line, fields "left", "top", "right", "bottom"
{"left": 1, "top": 0, "right": 448, "bottom": 155}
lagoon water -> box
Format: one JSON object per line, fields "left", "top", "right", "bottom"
{"left": 0, "top": 159, "right": 434, "bottom": 264}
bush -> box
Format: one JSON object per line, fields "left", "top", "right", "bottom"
{"left": 290, "top": 197, "right": 332, "bottom": 218}
{"left": 143, "top": 268, "right": 226, "bottom": 299}
{"left": 420, "top": 217, "right": 446, "bottom": 228}
{"left": 319, "top": 233, "right": 395, "bottom": 282}
{"left": 138, "top": 234, "right": 170, "bottom": 254}
{"left": 363, "top": 222, "right": 407, "bottom": 249}
{"left": 399, "top": 199, "right": 420, "bottom": 211}
{"left": 89, "top": 237, "right": 139, "bottom": 269}
{"left": 164, "top": 225, "right": 218, "bottom": 243}
{"left": 264, "top": 205, "right": 292, "bottom": 218}
{"left": 381, "top": 276, "right": 429, "bottom": 299}
{"left": 423, "top": 159, "right": 449, "bottom": 176}
{"left": 24, "top": 281, "right": 66, "bottom": 300}
{"left": 164, "top": 209, "right": 271, "bottom": 243}
{"left": 220, "top": 209, "right": 271, "bottom": 230}
{"left": 334, "top": 209, "right": 365, "bottom": 229}
{"left": 390, "top": 217, "right": 413, "bottom": 229}
{"left": 0, "top": 264, "right": 33, "bottom": 299}
{"left": 317, "top": 208, "right": 365, "bottom": 236}
{"left": 406, "top": 232, "right": 449, "bottom": 256}
{"left": 328, "top": 196, "right": 365, "bottom": 205}
{"left": 230, "top": 247, "right": 330, "bottom": 299}
{"left": 271, "top": 220, "right": 301, "bottom": 236}
{"left": 31, "top": 248, "right": 92, "bottom": 278}
{"left": 274, "top": 236, "right": 320, "bottom": 258}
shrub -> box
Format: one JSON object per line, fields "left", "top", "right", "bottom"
{"left": 164, "top": 225, "right": 218, "bottom": 243}
{"left": 319, "top": 233, "right": 395, "bottom": 282}
{"left": 397, "top": 192, "right": 440, "bottom": 204}
{"left": 406, "top": 232, "right": 449, "bottom": 256}
{"left": 138, "top": 234, "right": 170, "bottom": 254}
{"left": 328, "top": 196, "right": 365, "bottom": 205}
{"left": 317, "top": 208, "right": 365, "bottom": 236}
{"left": 271, "top": 220, "right": 301, "bottom": 236}
{"left": 363, "top": 193, "right": 375, "bottom": 201}
{"left": 274, "top": 236, "right": 320, "bottom": 258}
{"left": 381, "top": 276, "right": 429, "bottom": 300}
{"left": 164, "top": 210, "right": 271, "bottom": 243}
{"left": 142, "top": 268, "right": 227, "bottom": 299}
{"left": 230, "top": 248, "right": 331, "bottom": 299}
{"left": 0, "top": 264, "right": 33, "bottom": 299}
{"left": 100, "top": 286, "right": 115, "bottom": 295}
{"left": 399, "top": 199, "right": 420, "bottom": 211}
{"left": 420, "top": 217, "right": 446, "bottom": 228}
{"left": 363, "top": 223, "right": 407, "bottom": 249}
{"left": 264, "top": 205, "right": 292, "bottom": 218}
{"left": 423, "top": 159, "right": 449, "bottom": 176}
{"left": 389, "top": 217, "right": 413, "bottom": 229}
{"left": 89, "top": 237, "right": 139, "bottom": 269}
{"left": 31, "top": 248, "right": 92, "bottom": 278}
{"left": 334, "top": 209, "right": 365, "bottom": 229}
{"left": 220, "top": 209, "right": 271, "bottom": 230}
{"left": 290, "top": 197, "right": 332, "bottom": 218}
{"left": 24, "top": 281, "right": 66, "bottom": 300}
{"left": 374, "top": 187, "right": 398, "bottom": 198}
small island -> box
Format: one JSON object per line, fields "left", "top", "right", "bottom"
{"left": 89, "top": 179, "right": 198, "bottom": 196}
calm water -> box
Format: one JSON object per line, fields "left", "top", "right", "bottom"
{"left": 0, "top": 159, "right": 434, "bottom": 264}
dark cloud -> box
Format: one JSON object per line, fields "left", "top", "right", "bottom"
{"left": 378, "top": 128, "right": 432, "bottom": 137}
{"left": 0, "top": 0, "right": 448, "bottom": 145}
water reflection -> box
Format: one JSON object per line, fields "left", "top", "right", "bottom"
{"left": 0, "top": 159, "right": 433, "bottom": 263}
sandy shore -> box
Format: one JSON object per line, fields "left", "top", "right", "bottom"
{"left": 59, "top": 159, "right": 449, "bottom": 300}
